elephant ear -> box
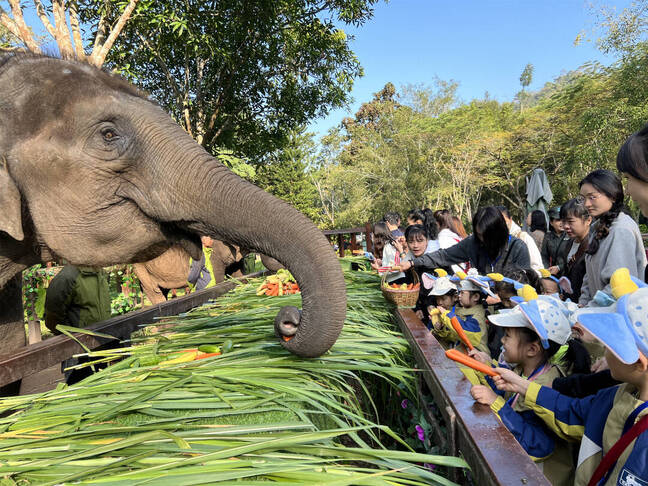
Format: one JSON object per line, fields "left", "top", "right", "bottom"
{"left": 0, "top": 158, "right": 24, "bottom": 241}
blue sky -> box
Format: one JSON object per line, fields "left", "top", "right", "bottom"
{"left": 309, "top": 0, "right": 633, "bottom": 137}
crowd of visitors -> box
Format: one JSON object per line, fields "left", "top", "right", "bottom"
{"left": 367, "top": 126, "right": 648, "bottom": 485}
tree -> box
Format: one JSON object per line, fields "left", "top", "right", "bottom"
{"left": 518, "top": 62, "right": 534, "bottom": 112}
{"left": 77, "top": 0, "right": 379, "bottom": 160}
{"left": 255, "top": 129, "right": 321, "bottom": 223}
{"left": 0, "top": 0, "right": 139, "bottom": 66}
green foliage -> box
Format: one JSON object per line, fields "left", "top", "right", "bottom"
{"left": 313, "top": 38, "right": 648, "bottom": 227}
{"left": 78, "top": 0, "right": 379, "bottom": 160}
{"left": 254, "top": 129, "right": 322, "bottom": 222}
{"left": 519, "top": 62, "right": 534, "bottom": 89}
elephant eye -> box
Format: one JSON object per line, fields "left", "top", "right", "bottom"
{"left": 101, "top": 128, "right": 118, "bottom": 142}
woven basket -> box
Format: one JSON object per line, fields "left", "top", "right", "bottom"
{"left": 381, "top": 270, "right": 420, "bottom": 308}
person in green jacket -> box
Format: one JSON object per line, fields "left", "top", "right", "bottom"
{"left": 44, "top": 265, "right": 111, "bottom": 333}
{"left": 44, "top": 265, "right": 111, "bottom": 385}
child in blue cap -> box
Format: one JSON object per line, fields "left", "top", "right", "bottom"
{"left": 492, "top": 268, "right": 648, "bottom": 486}
{"left": 471, "top": 289, "right": 582, "bottom": 485}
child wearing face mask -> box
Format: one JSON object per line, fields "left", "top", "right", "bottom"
{"left": 492, "top": 270, "right": 648, "bottom": 486}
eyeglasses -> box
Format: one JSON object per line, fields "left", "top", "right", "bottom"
{"left": 576, "top": 193, "right": 602, "bottom": 204}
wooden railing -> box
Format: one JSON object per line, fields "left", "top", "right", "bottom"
{"left": 395, "top": 308, "right": 551, "bottom": 486}
{"left": 322, "top": 223, "right": 373, "bottom": 257}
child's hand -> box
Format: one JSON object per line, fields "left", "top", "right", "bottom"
{"left": 415, "top": 310, "right": 424, "bottom": 320}
{"left": 436, "top": 305, "right": 447, "bottom": 313}
{"left": 548, "top": 266, "right": 560, "bottom": 275}
{"left": 591, "top": 357, "right": 609, "bottom": 373}
{"left": 468, "top": 349, "right": 491, "bottom": 364}
{"left": 393, "top": 239, "right": 404, "bottom": 253}
{"left": 485, "top": 294, "right": 501, "bottom": 305}
{"left": 470, "top": 385, "right": 497, "bottom": 405}
{"left": 492, "top": 368, "right": 530, "bottom": 395}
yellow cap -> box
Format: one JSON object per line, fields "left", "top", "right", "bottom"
{"left": 434, "top": 268, "right": 448, "bottom": 277}
{"left": 539, "top": 268, "right": 551, "bottom": 278}
{"left": 518, "top": 284, "right": 538, "bottom": 301}
{"left": 610, "top": 268, "right": 639, "bottom": 299}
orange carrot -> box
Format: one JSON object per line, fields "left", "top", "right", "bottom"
{"left": 450, "top": 316, "right": 474, "bottom": 351}
{"left": 407, "top": 284, "right": 413, "bottom": 290}
{"left": 445, "top": 349, "right": 498, "bottom": 377}
{"left": 283, "top": 335, "right": 294, "bottom": 342}
{"left": 195, "top": 352, "right": 221, "bottom": 360}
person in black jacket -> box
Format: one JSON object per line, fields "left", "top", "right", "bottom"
{"left": 559, "top": 199, "right": 591, "bottom": 302}
{"left": 398, "top": 207, "right": 531, "bottom": 275}
{"left": 540, "top": 207, "right": 572, "bottom": 276}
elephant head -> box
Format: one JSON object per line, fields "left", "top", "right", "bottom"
{"left": 0, "top": 53, "right": 346, "bottom": 357}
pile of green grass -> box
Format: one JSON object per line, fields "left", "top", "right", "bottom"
{"left": 0, "top": 263, "right": 466, "bottom": 485}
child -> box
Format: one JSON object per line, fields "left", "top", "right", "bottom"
{"left": 371, "top": 221, "right": 407, "bottom": 284}
{"left": 427, "top": 274, "right": 458, "bottom": 319}
{"left": 492, "top": 269, "right": 648, "bottom": 485}
{"left": 470, "top": 294, "right": 584, "bottom": 485}
{"left": 432, "top": 271, "right": 491, "bottom": 354}
{"left": 492, "top": 267, "right": 542, "bottom": 309}
{"left": 539, "top": 269, "right": 561, "bottom": 296}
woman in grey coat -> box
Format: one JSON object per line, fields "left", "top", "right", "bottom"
{"left": 577, "top": 169, "right": 647, "bottom": 306}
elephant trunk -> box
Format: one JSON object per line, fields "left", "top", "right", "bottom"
{"left": 155, "top": 155, "right": 346, "bottom": 358}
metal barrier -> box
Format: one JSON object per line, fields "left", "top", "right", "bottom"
{"left": 395, "top": 308, "right": 551, "bottom": 486}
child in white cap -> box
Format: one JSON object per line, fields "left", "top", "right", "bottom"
{"left": 492, "top": 268, "right": 648, "bottom": 486}
{"left": 431, "top": 270, "right": 492, "bottom": 354}
{"left": 470, "top": 291, "right": 582, "bottom": 485}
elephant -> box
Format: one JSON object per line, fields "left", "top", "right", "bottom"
{"left": 133, "top": 244, "right": 191, "bottom": 305}
{"left": 208, "top": 239, "right": 284, "bottom": 284}
{"left": 0, "top": 52, "right": 346, "bottom": 358}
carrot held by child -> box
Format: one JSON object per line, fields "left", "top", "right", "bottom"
{"left": 445, "top": 349, "right": 498, "bottom": 377}
{"left": 450, "top": 316, "right": 474, "bottom": 351}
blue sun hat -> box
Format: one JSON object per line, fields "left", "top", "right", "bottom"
{"left": 488, "top": 286, "right": 575, "bottom": 349}
{"left": 422, "top": 268, "right": 448, "bottom": 290}
{"left": 575, "top": 268, "right": 648, "bottom": 364}
{"left": 486, "top": 272, "right": 539, "bottom": 305}
{"left": 450, "top": 269, "right": 496, "bottom": 298}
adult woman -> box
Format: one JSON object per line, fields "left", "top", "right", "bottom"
{"left": 618, "top": 126, "right": 648, "bottom": 282}
{"left": 370, "top": 221, "right": 407, "bottom": 283}
{"left": 399, "top": 206, "right": 530, "bottom": 275}
{"left": 434, "top": 209, "right": 466, "bottom": 272}
{"left": 577, "top": 169, "right": 646, "bottom": 306}
{"left": 421, "top": 208, "right": 440, "bottom": 253}
{"left": 559, "top": 199, "right": 591, "bottom": 302}
{"left": 526, "top": 210, "right": 547, "bottom": 250}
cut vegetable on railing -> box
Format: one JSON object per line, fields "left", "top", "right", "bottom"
{"left": 256, "top": 269, "right": 300, "bottom": 296}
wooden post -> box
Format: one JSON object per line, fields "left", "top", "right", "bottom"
{"left": 364, "top": 222, "right": 373, "bottom": 253}
{"left": 350, "top": 233, "right": 358, "bottom": 252}
{"left": 337, "top": 234, "right": 345, "bottom": 257}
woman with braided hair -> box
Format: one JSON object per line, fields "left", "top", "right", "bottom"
{"left": 577, "top": 169, "right": 646, "bottom": 306}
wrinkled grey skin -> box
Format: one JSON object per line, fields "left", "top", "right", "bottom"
{"left": 209, "top": 240, "right": 284, "bottom": 284}
{"left": 0, "top": 53, "right": 346, "bottom": 357}
{"left": 134, "top": 245, "right": 190, "bottom": 305}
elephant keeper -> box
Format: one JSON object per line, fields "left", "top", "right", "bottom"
{"left": 44, "top": 264, "right": 111, "bottom": 384}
